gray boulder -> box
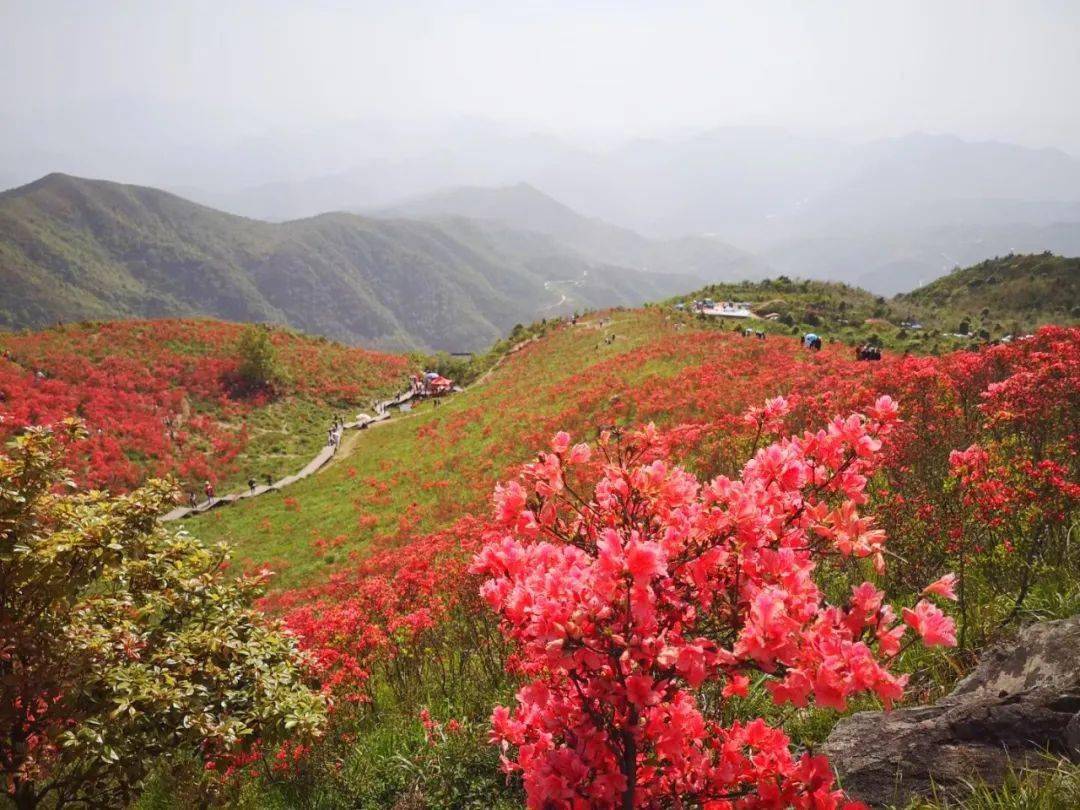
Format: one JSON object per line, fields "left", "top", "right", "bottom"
{"left": 822, "top": 615, "right": 1080, "bottom": 807}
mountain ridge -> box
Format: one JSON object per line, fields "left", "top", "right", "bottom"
{"left": 0, "top": 173, "right": 706, "bottom": 350}
{"left": 377, "top": 181, "right": 770, "bottom": 279}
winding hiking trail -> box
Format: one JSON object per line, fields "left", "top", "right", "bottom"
{"left": 159, "top": 329, "right": 555, "bottom": 523}
{"left": 159, "top": 388, "right": 418, "bottom": 522}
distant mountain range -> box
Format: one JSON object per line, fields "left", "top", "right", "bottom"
{"left": 3, "top": 155, "right": 1078, "bottom": 351}
{"left": 158, "top": 128, "right": 1080, "bottom": 295}
{"left": 376, "top": 182, "right": 769, "bottom": 280}
{"left": 0, "top": 174, "right": 730, "bottom": 351}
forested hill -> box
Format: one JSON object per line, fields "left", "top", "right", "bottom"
{"left": 0, "top": 173, "right": 698, "bottom": 351}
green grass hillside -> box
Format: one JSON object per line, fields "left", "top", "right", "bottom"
{"left": 670, "top": 254, "right": 1080, "bottom": 351}
{"left": 182, "top": 310, "right": 681, "bottom": 587}
{"left": 895, "top": 253, "right": 1080, "bottom": 336}
{"left": 0, "top": 174, "right": 698, "bottom": 352}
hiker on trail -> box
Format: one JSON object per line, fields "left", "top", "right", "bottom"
{"left": 188, "top": 491, "right": 198, "bottom": 509}
{"left": 264, "top": 473, "right": 273, "bottom": 487}
{"left": 248, "top": 477, "right": 256, "bottom": 493}
{"left": 327, "top": 428, "right": 335, "bottom": 447}
{"left": 204, "top": 481, "right": 215, "bottom": 505}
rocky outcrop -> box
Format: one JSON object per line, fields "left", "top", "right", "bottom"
{"left": 822, "top": 615, "right": 1080, "bottom": 807}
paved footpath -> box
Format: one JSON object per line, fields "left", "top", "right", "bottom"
{"left": 158, "top": 330, "right": 549, "bottom": 523}
{"left": 159, "top": 388, "right": 418, "bottom": 522}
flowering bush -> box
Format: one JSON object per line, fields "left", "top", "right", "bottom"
{"left": 472, "top": 403, "right": 956, "bottom": 808}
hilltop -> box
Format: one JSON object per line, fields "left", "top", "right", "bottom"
{"left": 669, "top": 254, "right": 1080, "bottom": 350}
{"left": 896, "top": 253, "right": 1080, "bottom": 336}
{"left": 0, "top": 174, "right": 701, "bottom": 351}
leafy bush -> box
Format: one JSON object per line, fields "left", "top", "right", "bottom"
{"left": 0, "top": 422, "right": 327, "bottom": 809}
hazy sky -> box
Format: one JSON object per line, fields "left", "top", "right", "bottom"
{"left": 3, "top": 0, "right": 1080, "bottom": 157}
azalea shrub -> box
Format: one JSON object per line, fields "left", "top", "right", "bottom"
{"left": 867, "top": 328, "right": 1080, "bottom": 644}
{"left": 265, "top": 515, "right": 502, "bottom": 707}
{"left": 472, "top": 404, "right": 957, "bottom": 809}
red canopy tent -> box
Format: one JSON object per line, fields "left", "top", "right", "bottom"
{"left": 428, "top": 375, "right": 453, "bottom": 393}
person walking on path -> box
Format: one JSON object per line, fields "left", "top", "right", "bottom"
{"left": 204, "top": 480, "right": 215, "bottom": 506}
{"left": 248, "top": 476, "right": 256, "bottom": 493}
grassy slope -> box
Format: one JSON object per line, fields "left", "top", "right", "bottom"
{"left": 184, "top": 309, "right": 679, "bottom": 586}
{"left": 0, "top": 174, "right": 700, "bottom": 351}
{"left": 186, "top": 306, "right": 875, "bottom": 588}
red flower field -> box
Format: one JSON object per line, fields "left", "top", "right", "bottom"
{"left": 0, "top": 319, "right": 413, "bottom": 491}
{"left": 256, "top": 317, "right": 1077, "bottom": 733}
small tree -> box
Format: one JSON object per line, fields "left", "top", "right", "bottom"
{"left": 234, "top": 324, "right": 285, "bottom": 394}
{"left": 0, "top": 421, "right": 326, "bottom": 808}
